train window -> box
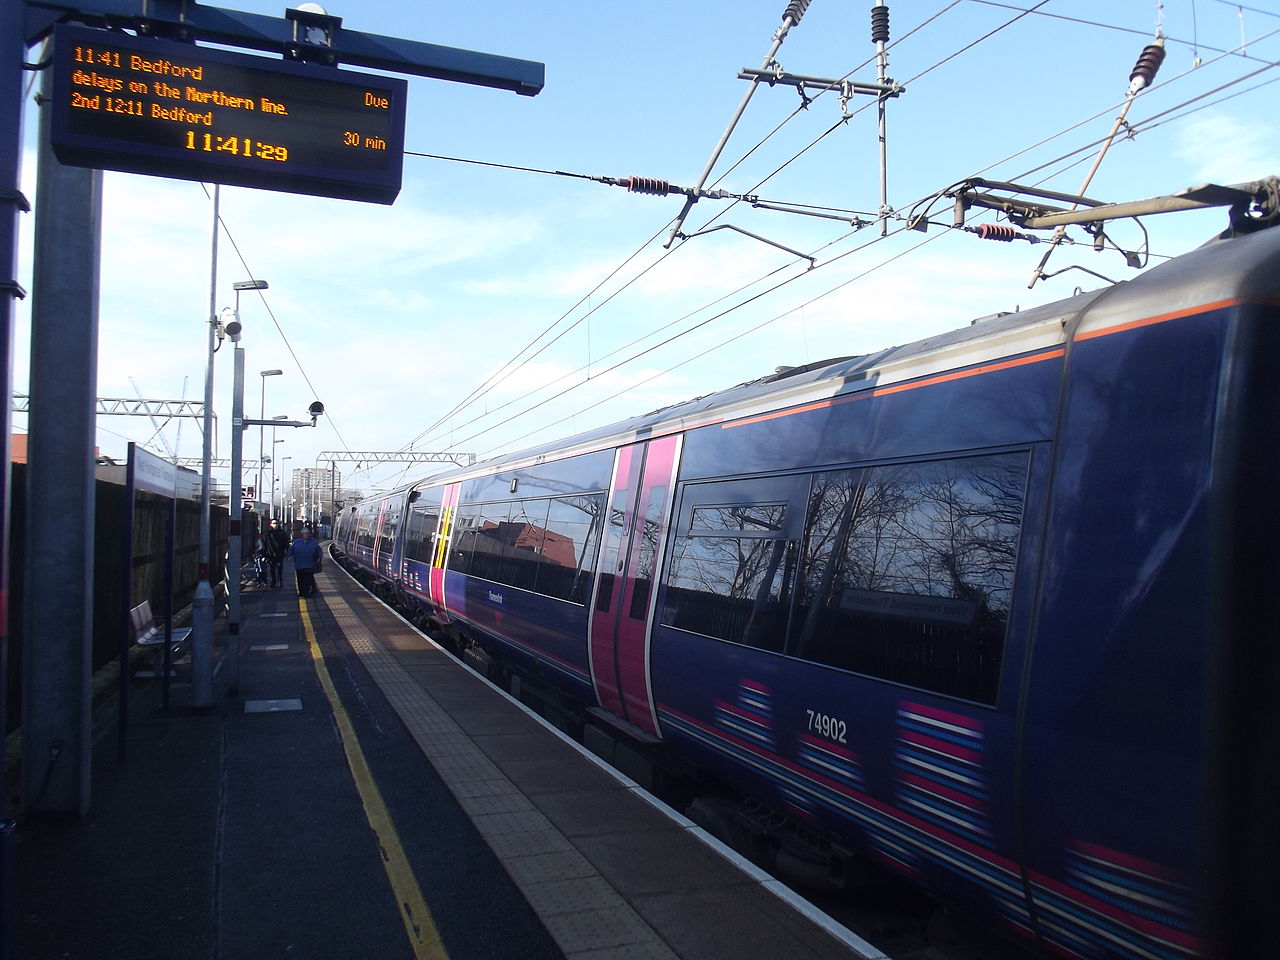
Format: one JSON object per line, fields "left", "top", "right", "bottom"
{"left": 664, "top": 534, "right": 791, "bottom": 652}
{"left": 402, "top": 489, "right": 443, "bottom": 563}
{"left": 628, "top": 485, "right": 668, "bottom": 620}
{"left": 660, "top": 477, "right": 803, "bottom": 653}
{"left": 452, "top": 495, "right": 606, "bottom": 604}
{"left": 538, "top": 494, "right": 604, "bottom": 604}
{"left": 451, "top": 502, "right": 508, "bottom": 579}
{"left": 691, "top": 503, "right": 786, "bottom": 533}
{"left": 355, "top": 505, "right": 377, "bottom": 551}
{"left": 790, "top": 452, "right": 1027, "bottom": 703}
{"left": 376, "top": 500, "right": 403, "bottom": 575}
{"left": 494, "top": 499, "right": 550, "bottom": 592}
{"left": 595, "top": 491, "right": 631, "bottom": 614}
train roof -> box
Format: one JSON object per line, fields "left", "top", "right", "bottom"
{"left": 380, "top": 210, "right": 1280, "bottom": 500}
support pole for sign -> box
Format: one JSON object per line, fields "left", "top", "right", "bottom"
{"left": 227, "top": 339, "right": 244, "bottom": 695}
{"left": 22, "top": 66, "right": 102, "bottom": 816}
{"left": 118, "top": 445, "right": 137, "bottom": 761}
{"left": 163, "top": 495, "right": 176, "bottom": 711}
{"left": 192, "top": 185, "right": 218, "bottom": 710}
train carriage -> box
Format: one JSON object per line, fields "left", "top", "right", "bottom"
{"left": 332, "top": 213, "right": 1280, "bottom": 959}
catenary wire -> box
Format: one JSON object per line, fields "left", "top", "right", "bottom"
{"left": 368, "top": 4, "right": 1277, "bottom": 485}
{"left": 390, "top": 1, "right": 981, "bottom": 461}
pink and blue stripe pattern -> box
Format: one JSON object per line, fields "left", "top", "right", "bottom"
{"left": 713, "top": 679, "right": 776, "bottom": 751}
{"left": 894, "top": 700, "right": 992, "bottom": 848}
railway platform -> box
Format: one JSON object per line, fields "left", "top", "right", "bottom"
{"left": 11, "top": 550, "right": 885, "bottom": 960}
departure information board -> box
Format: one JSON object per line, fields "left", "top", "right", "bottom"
{"left": 50, "top": 24, "right": 408, "bottom": 204}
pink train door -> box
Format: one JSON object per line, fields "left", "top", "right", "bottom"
{"left": 588, "top": 435, "right": 682, "bottom": 737}
{"left": 429, "top": 483, "right": 460, "bottom": 617}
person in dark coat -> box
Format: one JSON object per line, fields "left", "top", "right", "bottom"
{"left": 261, "top": 518, "right": 290, "bottom": 588}
{"left": 288, "top": 527, "right": 323, "bottom": 598}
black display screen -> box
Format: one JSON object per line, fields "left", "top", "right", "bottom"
{"left": 50, "top": 23, "right": 408, "bottom": 204}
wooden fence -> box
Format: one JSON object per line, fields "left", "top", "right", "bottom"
{"left": 5, "top": 462, "right": 229, "bottom": 735}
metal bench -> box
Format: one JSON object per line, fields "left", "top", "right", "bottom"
{"left": 129, "top": 600, "right": 192, "bottom": 655}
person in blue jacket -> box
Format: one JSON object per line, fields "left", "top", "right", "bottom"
{"left": 288, "top": 526, "right": 323, "bottom": 598}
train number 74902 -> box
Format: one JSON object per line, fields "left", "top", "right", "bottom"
{"left": 805, "top": 710, "right": 847, "bottom": 744}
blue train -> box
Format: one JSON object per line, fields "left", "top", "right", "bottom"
{"left": 333, "top": 208, "right": 1279, "bottom": 959}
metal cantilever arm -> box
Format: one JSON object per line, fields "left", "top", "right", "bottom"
{"left": 677, "top": 224, "right": 815, "bottom": 268}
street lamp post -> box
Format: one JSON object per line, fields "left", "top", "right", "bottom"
{"left": 270, "top": 428, "right": 287, "bottom": 518}
{"left": 226, "top": 279, "right": 266, "bottom": 696}
{"left": 281, "top": 456, "right": 292, "bottom": 525}
{"left": 257, "top": 369, "right": 282, "bottom": 507}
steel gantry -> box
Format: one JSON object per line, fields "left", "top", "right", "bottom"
{"left": 316, "top": 450, "right": 478, "bottom": 468}
{"left": 12, "top": 393, "right": 205, "bottom": 417}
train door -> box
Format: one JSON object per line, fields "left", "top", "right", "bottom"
{"left": 588, "top": 435, "right": 682, "bottom": 736}
{"left": 428, "top": 483, "right": 461, "bottom": 617}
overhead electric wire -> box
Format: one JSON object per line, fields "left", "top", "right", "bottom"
{"left": 372, "top": 2, "right": 1277, "bottom": 485}
{"left": 381, "top": 0, "right": 1075, "bottom": 465}
{"left": 971, "top": 0, "right": 1278, "bottom": 64}
{"left": 391, "top": 0, "right": 981, "bottom": 464}
{"left": 425, "top": 77, "right": 1276, "bottom": 472}
{"left": 479, "top": 227, "right": 950, "bottom": 459}
{"left": 1012, "top": 36, "right": 1280, "bottom": 182}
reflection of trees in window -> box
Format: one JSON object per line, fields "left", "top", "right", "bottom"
{"left": 657, "top": 454, "right": 1026, "bottom": 702}
{"left": 628, "top": 485, "right": 670, "bottom": 620}
{"left": 664, "top": 500, "right": 791, "bottom": 652}
{"left": 793, "top": 454, "right": 1026, "bottom": 703}
{"left": 595, "top": 492, "right": 631, "bottom": 613}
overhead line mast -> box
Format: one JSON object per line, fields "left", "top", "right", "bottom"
{"left": 1027, "top": 33, "right": 1167, "bottom": 288}
{"left": 663, "top": 0, "right": 813, "bottom": 248}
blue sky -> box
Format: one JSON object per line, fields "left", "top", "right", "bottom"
{"left": 13, "top": 0, "right": 1280, "bottom": 502}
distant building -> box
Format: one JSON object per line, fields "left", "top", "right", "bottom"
{"left": 291, "top": 466, "right": 341, "bottom": 520}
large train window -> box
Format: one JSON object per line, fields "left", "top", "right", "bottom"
{"left": 661, "top": 476, "right": 806, "bottom": 653}
{"left": 451, "top": 493, "right": 606, "bottom": 605}
{"left": 538, "top": 495, "right": 604, "bottom": 603}
{"left": 376, "top": 499, "right": 403, "bottom": 575}
{"left": 495, "top": 499, "right": 551, "bottom": 591}
{"left": 791, "top": 452, "right": 1027, "bottom": 703}
{"left": 451, "top": 501, "right": 509, "bottom": 580}
{"left": 355, "top": 504, "right": 377, "bottom": 551}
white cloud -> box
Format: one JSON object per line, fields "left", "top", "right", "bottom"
{"left": 1175, "top": 111, "right": 1279, "bottom": 185}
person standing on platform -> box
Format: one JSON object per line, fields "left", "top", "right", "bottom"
{"left": 288, "top": 526, "right": 323, "bottom": 598}
{"left": 262, "top": 517, "right": 289, "bottom": 588}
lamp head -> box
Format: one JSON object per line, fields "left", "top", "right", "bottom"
{"left": 233, "top": 279, "right": 269, "bottom": 292}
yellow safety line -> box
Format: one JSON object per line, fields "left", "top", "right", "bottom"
{"left": 298, "top": 600, "right": 448, "bottom": 960}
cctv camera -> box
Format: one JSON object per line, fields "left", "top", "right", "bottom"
{"left": 308, "top": 401, "right": 325, "bottom": 417}
{"left": 224, "top": 320, "right": 242, "bottom": 342}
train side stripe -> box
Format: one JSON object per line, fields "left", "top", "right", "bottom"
{"left": 659, "top": 703, "right": 1208, "bottom": 958}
